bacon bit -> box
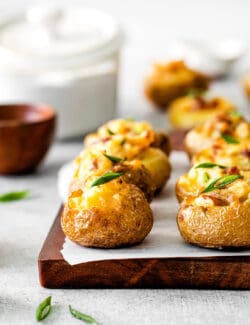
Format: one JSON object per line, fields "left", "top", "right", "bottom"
{"left": 241, "top": 148, "right": 250, "bottom": 158}
{"left": 202, "top": 194, "right": 229, "bottom": 206}
{"left": 178, "top": 214, "right": 184, "bottom": 222}
{"left": 71, "top": 189, "right": 83, "bottom": 198}
{"left": 90, "top": 158, "right": 98, "bottom": 171}
{"left": 100, "top": 137, "right": 111, "bottom": 143}
{"left": 211, "top": 143, "right": 222, "bottom": 155}
{"left": 191, "top": 97, "right": 205, "bottom": 111}
{"left": 225, "top": 166, "right": 240, "bottom": 175}
{"left": 209, "top": 98, "right": 219, "bottom": 107}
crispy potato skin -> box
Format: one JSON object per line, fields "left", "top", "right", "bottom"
{"left": 62, "top": 182, "right": 153, "bottom": 248}
{"left": 152, "top": 131, "right": 171, "bottom": 156}
{"left": 144, "top": 61, "right": 210, "bottom": 109}
{"left": 138, "top": 147, "right": 171, "bottom": 193}
{"left": 113, "top": 162, "right": 155, "bottom": 202}
{"left": 177, "top": 201, "right": 250, "bottom": 248}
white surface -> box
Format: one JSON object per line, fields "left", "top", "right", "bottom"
{"left": 0, "top": 1, "right": 250, "bottom": 325}
{"left": 60, "top": 151, "right": 250, "bottom": 265}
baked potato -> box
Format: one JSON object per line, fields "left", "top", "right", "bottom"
{"left": 84, "top": 119, "right": 171, "bottom": 157}
{"left": 192, "top": 141, "right": 250, "bottom": 171}
{"left": 137, "top": 147, "right": 171, "bottom": 193}
{"left": 73, "top": 149, "right": 155, "bottom": 202}
{"left": 185, "top": 111, "right": 249, "bottom": 157}
{"left": 144, "top": 60, "right": 210, "bottom": 109}
{"left": 83, "top": 119, "right": 172, "bottom": 193}
{"left": 177, "top": 170, "right": 250, "bottom": 248}
{"left": 62, "top": 177, "right": 153, "bottom": 248}
{"left": 176, "top": 162, "right": 243, "bottom": 203}
{"left": 168, "top": 95, "right": 235, "bottom": 129}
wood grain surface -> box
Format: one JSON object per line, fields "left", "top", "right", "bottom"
{"left": 38, "top": 206, "right": 250, "bottom": 289}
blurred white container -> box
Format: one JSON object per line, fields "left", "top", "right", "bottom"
{"left": 0, "top": 5, "right": 123, "bottom": 138}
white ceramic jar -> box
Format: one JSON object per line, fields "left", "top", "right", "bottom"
{"left": 0, "top": 5, "right": 122, "bottom": 138}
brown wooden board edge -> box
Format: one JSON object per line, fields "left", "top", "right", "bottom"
{"left": 38, "top": 205, "right": 250, "bottom": 289}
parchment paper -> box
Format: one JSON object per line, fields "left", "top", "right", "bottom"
{"left": 59, "top": 152, "right": 250, "bottom": 265}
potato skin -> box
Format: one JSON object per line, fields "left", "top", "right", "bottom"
{"left": 168, "top": 96, "right": 234, "bottom": 129}
{"left": 113, "top": 162, "right": 155, "bottom": 202}
{"left": 152, "top": 131, "right": 171, "bottom": 156}
{"left": 62, "top": 182, "right": 153, "bottom": 248}
{"left": 138, "top": 147, "right": 171, "bottom": 193}
{"left": 177, "top": 201, "right": 250, "bottom": 248}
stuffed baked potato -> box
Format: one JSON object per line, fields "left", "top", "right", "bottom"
{"left": 177, "top": 170, "right": 250, "bottom": 248}
{"left": 83, "top": 119, "right": 171, "bottom": 193}
{"left": 62, "top": 177, "right": 153, "bottom": 248}
{"left": 185, "top": 111, "right": 249, "bottom": 157}
{"left": 168, "top": 95, "right": 235, "bottom": 129}
{"left": 192, "top": 141, "right": 250, "bottom": 171}
{"left": 84, "top": 118, "right": 171, "bottom": 157}
{"left": 62, "top": 118, "right": 172, "bottom": 249}
{"left": 144, "top": 60, "right": 210, "bottom": 109}
{"left": 73, "top": 148, "right": 155, "bottom": 202}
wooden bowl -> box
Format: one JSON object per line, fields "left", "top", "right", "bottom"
{"left": 0, "top": 104, "right": 56, "bottom": 174}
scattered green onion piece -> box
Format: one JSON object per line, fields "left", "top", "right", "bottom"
{"left": 201, "top": 174, "right": 243, "bottom": 193}
{"left": 36, "top": 296, "right": 52, "bottom": 322}
{"left": 120, "top": 138, "right": 126, "bottom": 145}
{"left": 185, "top": 88, "right": 204, "bottom": 97}
{"left": 221, "top": 133, "right": 239, "bottom": 144}
{"left": 0, "top": 190, "right": 29, "bottom": 202}
{"left": 69, "top": 305, "right": 98, "bottom": 324}
{"left": 203, "top": 172, "right": 210, "bottom": 183}
{"left": 103, "top": 153, "right": 123, "bottom": 163}
{"left": 107, "top": 128, "right": 115, "bottom": 135}
{"left": 229, "top": 111, "right": 242, "bottom": 118}
{"left": 195, "top": 162, "right": 226, "bottom": 169}
{"left": 91, "top": 172, "right": 124, "bottom": 187}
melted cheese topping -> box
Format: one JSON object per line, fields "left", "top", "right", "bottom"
{"left": 169, "top": 96, "right": 234, "bottom": 128}
{"left": 180, "top": 168, "right": 250, "bottom": 207}
{"left": 84, "top": 119, "right": 155, "bottom": 160}
{"left": 192, "top": 141, "right": 250, "bottom": 170}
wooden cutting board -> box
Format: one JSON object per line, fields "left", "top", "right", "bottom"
{"left": 38, "top": 205, "right": 250, "bottom": 289}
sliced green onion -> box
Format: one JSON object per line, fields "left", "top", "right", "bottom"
{"left": 221, "top": 133, "right": 239, "bottom": 144}
{"left": 103, "top": 153, "right": 123, "bottom": 163}
{"left": 195, "top": 162, "right": 226, "bottom": 169}
{"left": 69, "top": 305, "right": 98, "bottom": 324}
{"left": 201, "top": 174, "right": 243, "bottom": 193}
{"left": 36, "top": 296, "right": 52, "bottom": 322}
{"left": 107, "top": 128, "right": 115, "bottom": 135}
{"left": 91, "top": 172, "right": 124, "bottom": 187}
{"left": 0, "top": 190, "right": 29, "bottom": 202}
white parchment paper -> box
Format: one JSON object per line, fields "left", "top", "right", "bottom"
{"left": 59, "top": 152, "right": 250, "bottom": 265}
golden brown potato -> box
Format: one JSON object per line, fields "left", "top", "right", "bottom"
{"left": 151, "top": 131, "right": 171, "bottom": 156}
{"left": 137, "top": 147, "right": 171, "bottom": 193}
{"left": 73, "top": 149, "right": 155, "bottom": 202}
{"left": 177, "top": 170, "right": 250, "bottom": 248}
{"left": 62, "top": 179, "right": 153, "bottom": 248}
{"left": 178, "top": 200, "right": 250, "bottom": 248}
{"left": 168, "top": 96, "right": 235, "bottom": 129}
{"left": 185, "top": 111, "right": 250, "bottom": 157}
{"left": 144, "top": 60, "right": 210, "bottom": 109}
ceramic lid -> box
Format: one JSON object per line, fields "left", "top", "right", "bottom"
{"left": 0, "top": 5, "right": 122, "bottom": 71}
